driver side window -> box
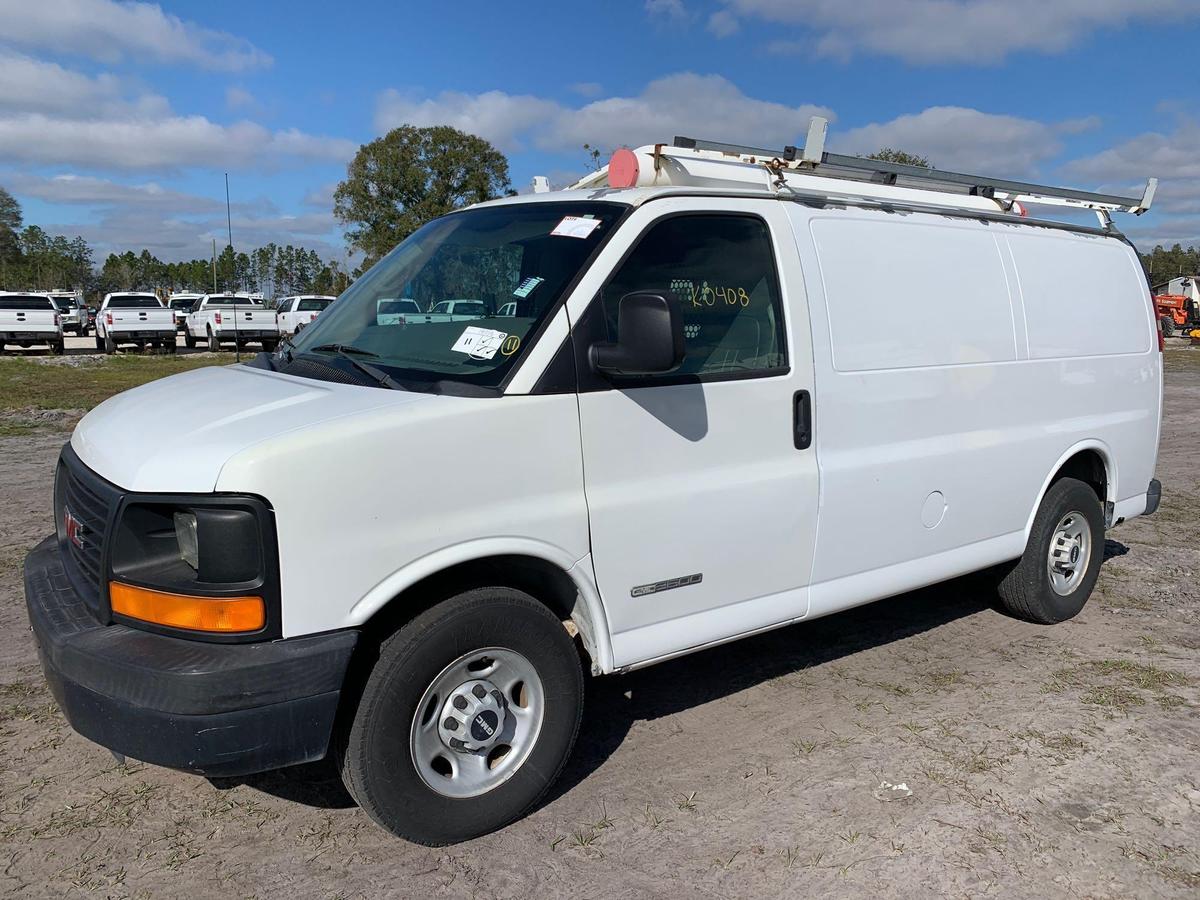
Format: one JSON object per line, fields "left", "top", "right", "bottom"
{"left": 601, "top": 214, "right": 788, "bottom": 379}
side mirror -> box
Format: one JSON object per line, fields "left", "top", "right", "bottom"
{"left": 590, "top": 292, "right": 685, "bottom": 376}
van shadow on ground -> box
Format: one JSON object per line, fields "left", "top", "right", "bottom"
{"left": 220, "top": 562, "right": 1061, "bottom": 811}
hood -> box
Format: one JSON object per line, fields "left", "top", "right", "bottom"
{"left": 72, "top": 363, "right": 430, "bottom": 492}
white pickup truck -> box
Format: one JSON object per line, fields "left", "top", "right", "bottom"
{"left": 95, "top": 293, "right": 176, "bottom": 353}
{"left": 167, "top": 293, "right": 204, "bottom": 331}
{"left": 275, "top": 295, "right": 336, "bottom": 337}
{"left": 49, "top": 291, "right": 87, "bottom": 336}
{"left": 0, "top": 292, "right": 64, "bottom": 354}
{"left": 184, "top": 294, "right": 280, "bottom": 352}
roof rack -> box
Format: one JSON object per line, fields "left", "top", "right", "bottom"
{"left": 569, "top": 117, "right": 1156, "bottom": 227}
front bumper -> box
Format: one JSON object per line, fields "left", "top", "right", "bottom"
{"left": 23, "top": 536, "right": 357, "bottom": 777}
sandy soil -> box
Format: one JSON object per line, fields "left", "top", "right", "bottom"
{"left": 1, "top": 351, "right": 1197, "bottom": 899}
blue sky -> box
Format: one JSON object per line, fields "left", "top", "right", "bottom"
{"left": 1, "top": 0, "right": 1199, "bottom": 263}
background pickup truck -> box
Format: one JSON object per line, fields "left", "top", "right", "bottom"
{"left": 168, "top": 293, "right": 203, "bottom": 331}
{"left": 49, "top": 292, "right": 87, "bottom": 336}
{"left": 0, "top": 293, "right": 64, "bottom": 354}
{"left": 423, "top": 299, "right": 485, "bottom": 322}
{"left": 185, "top": 294, "right": 279, "bottom": 352}
{"left": 276, "top": 295, "right": 336, "bottom": 337}
{"left": 96, "top": 293, "right": 176, "bottom": 353}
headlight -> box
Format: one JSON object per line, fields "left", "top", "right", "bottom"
{"left": 108, "top": 496, "right": 278, "bottom": 640}
{"left": 174, "top": 511, "right": 199, "bottom": 570}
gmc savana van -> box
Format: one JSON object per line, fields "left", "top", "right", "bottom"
{"left": 24, "top": 123, "right": 1162, "bottom": 845}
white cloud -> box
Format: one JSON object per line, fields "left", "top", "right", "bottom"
{"left": 726, "top": 0, "right": 1200, "bottom": 64}
{"left": 0, "top": 51, "right": 168, "bottom": 117}
{"left": 646, "top": 0, "right": 688, "bottom": 22}
{"left": 0, "top": 112, "right": 356, "bottom": 171}
{"left": 0, "top": 0, "right": 272, "bottom": 71}
{"left": 375, "top": 88, "right": 560, "bottom": 153}
{"left": 707, "top": 10, "right": 740, "bottom": 37}
{"left": 375, "top": 73, "right": 832, "bottom": 156}
{"left": 4, "top": 172, "right": 227, "bottom": 213}
{"left": 836, "top": 106, "right": 1079, "bottom": 174}
{"left": 1063, "top": 122, "right": 1200, "bottom": 216}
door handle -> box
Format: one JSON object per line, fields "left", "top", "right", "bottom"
{"left": 793, "top": 390, "right": 812, "bottom": 450}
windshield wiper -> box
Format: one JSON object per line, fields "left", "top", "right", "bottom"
{"left": 309, "top": 343, "right": 381, "bottom": 358}
{"left": 306, "top": 344, "right": 403, "bottom": 390}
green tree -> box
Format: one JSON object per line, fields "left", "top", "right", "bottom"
{"left": 334, "top": 125, "right": 512, "bottom": 268}
{"left": 0, "top": 186, "right": 23, "bottom": 265}
{"left": 866, "top": 148, "right": 932, "bottom": 168}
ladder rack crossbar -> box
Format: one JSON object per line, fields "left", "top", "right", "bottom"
{"left": 673, "top": 135, "right": 1156, "bottom": 214}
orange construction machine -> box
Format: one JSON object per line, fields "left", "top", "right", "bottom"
{"left": 1154, "top": 293, "right": 1200, "bottom": 337}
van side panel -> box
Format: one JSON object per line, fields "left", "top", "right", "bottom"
{"left": 789, "top": 205, "right": 1160, "bottom": 618}
{"left": 1010, "top": 232, "right": 1152, "bottom": 359}
{"left": 817, "top": 218, "right": 1018, "bottom": 371}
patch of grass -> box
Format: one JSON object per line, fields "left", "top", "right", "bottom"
{"left": 1045, "top": 659, "right": 1192, "bottom": 711}
{"left": 0, "top": 422, "right": 39, "bottom": 436}
{"left": 0, "top": 354, "right": 226, "bottom": 413}
{"left": 675, "top": 791, "right": 698, "bottom": 812}
{"left": 922, "top": 671, "right": 965, "bottom": 690}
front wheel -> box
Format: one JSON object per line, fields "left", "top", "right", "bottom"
{"left": 184, "top": 329, "right": 196, "bottom": 349}
{"left": 1161, "top": 315, "right": 1176, "bottom": 338}
{"left": 997, "top": 477, "right": 1104, "bottom": 624}
{"left": 338, "top": 588, "right": 585, "bottom": 846}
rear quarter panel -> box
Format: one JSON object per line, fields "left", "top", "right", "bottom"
{"left": 788, "top": 205, "right": 1160, "bottom": 608}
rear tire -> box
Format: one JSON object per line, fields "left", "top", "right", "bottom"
{"left": 103, "top": 332, "right": 116, "bottom": 354}
{"left": 261, "top": 339, "right": 277, "bottom": 353}
{"left": 49, "top": 338, "right": 64, "bottom": 355}
{"left": 1160, "top": 315, "right": 1176, "bottom": 337}
{"left": 184, "top": 329, "right": 196, "bottom": 349}
{"left": 163, "top": 339, "right": 177, "bottom": 354}
{"left": 207, "top": 329, "right": 220, "bottom": 352}
{"left": 338, "top": 588, "right": 585, "bottom": 846}
{"left": 997, "top": 477, "right": 1104, "bottom": 624}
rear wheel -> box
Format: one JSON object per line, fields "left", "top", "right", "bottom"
{"left": 261, "top": 339, "right": 277, "bottom": 353}
{"left": 103, "top": 332, "right": 116, "bottom": 354}
{"left": 207, "top": 328, "right": 220, "bottom": 352}
{"left": 49, "top": 338, "right": 64, "bottom": 355}
{"left": 184, "top": 329, "right": 196, "bottom": 349}
{"left": 1161, "top": 315, "right": 1176, "bottom": 337}
{"left": 997, "top": 477, "right": 1104, "bottom": 624}
{"left": 338, "top": 588, "right": 585, "bottom": 846}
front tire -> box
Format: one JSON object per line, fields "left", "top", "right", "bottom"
{"left": 184, "top": 329, "right": 196, "bottom": 349}
{"left": 338, "top": 588, "right": 585, "bottom": 846}
{"left": 997, "top": 477, "right": 1104, "bottom": 624}
{"left": 1161, "top": 315, "right": 1176, "bottom": 338}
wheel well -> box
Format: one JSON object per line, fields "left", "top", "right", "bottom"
{"left": 1053, "top": 449, "right": 1108, "bottom": 503}
{"left": 335, "top": 555, "right": 593, "bottom": 737}
{"left": 356, "top": 554, "right": 588, "bottom": 659}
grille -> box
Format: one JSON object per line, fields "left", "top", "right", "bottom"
{"left": 55, "top": 447, "right": 121, "bottom": 619}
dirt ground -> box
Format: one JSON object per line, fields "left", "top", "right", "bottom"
{"left": 1, "top": 349, "right": 1198, "bottom": 899}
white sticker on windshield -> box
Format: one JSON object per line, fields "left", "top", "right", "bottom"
{"left": 551, "top": 216, "right": 602, "bottom": 239}
{"left": 451, "top": 326, "right": 508, "bottom": 360}
{"left": 512, "top": 276, "right": 544, "bottom": 299}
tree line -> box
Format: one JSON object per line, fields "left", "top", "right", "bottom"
{"left": 0, "top": 185, "right": 350, "bottom": 303}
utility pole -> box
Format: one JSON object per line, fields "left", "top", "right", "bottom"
{"left": 211, "top": 239, "right": 217, "bottom": 292}
{"left": 226, "top": 173, "right": 240, "bottom": 362}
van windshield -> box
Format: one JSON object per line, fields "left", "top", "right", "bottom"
{"left": 285, "top": 201, "right": 624, "bottom": 388}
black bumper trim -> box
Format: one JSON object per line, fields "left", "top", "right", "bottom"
{"left": 24, "top": 535, "right": 358, "bottom": 776}
{"left": 1145, "top": 478, "right": 1162, "bottom": 516}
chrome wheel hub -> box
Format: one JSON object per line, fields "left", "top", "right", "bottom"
{"left": 1046, "top": 511, "right": 1091, "bottom": 596}
{"left": 410, "top": 647, "right": 545, "bottom": 799}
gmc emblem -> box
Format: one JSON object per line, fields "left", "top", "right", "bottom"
{"left": 63, "top": 507, "right": 85, "bottom": 549}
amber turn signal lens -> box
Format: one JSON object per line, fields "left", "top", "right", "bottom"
{"left": 109, "top": 581, "right": 265, "bottom": 633}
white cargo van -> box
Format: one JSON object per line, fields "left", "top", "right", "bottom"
{"left": 24, "top": 121, "right": 1162, "bottom": 846}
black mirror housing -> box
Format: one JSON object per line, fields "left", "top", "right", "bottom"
{"left": 590, "top": 292, "right": 685, "bottom": 377}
